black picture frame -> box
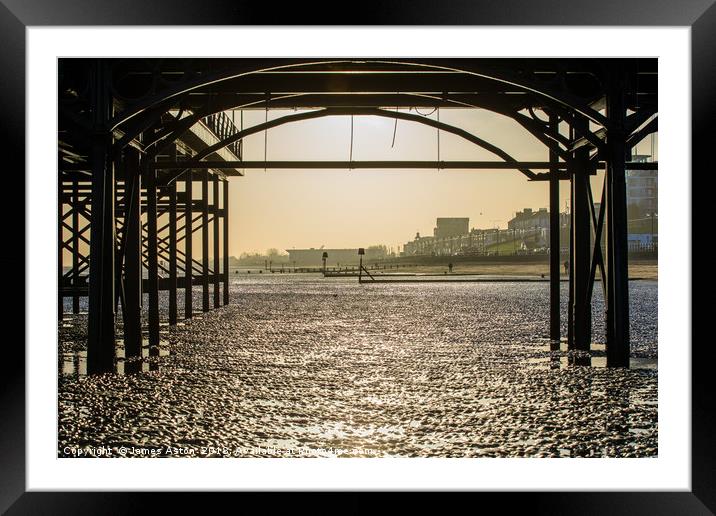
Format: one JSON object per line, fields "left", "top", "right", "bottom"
{"left": 3, "top": 1, "right": 712, "bottom": 512}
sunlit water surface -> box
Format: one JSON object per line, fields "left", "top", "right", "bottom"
{"left": 58, "top": 275, "right": 657, "bottom": 458}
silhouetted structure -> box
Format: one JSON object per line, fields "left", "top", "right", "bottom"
{"left": 434, "top": 218, "right": 470, "bottom": 239}
{"left": 58, "top": 58, "right": 657, "bottom": 372}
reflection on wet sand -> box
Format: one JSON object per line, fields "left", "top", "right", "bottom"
{"left": 58, "top": 276, "right": 657, "bottom": 458}
{"left": 61, "top": 341, "right": 170, "bottom": 376}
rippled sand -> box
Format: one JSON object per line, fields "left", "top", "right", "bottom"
{"left": 58, "top": 275, "right": 657, "bottom": 458}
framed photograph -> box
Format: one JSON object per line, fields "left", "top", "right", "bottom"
{"left": 5, "top": 0, "right": 712, "bottom": 512}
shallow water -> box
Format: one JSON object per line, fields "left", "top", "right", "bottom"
{"left": 58, "top": 275, "right": 657, "bottom": 458}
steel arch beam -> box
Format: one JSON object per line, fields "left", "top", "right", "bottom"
{"left": 184, "top": 90, "right": 574, "bottom": 162}
{"left": 170, "top": 107, "right": 539, "bottom": 180}
{"left": 627, "top": 116, "right": 658, "bottom": 149}
{"left": 109, "top": 59, "right": 610, "bottom": 136}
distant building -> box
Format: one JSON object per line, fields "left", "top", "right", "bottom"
{"left": 402, "top": 226, "right": 516, "bottom": 257}
{"left": 507, "top": 208, "right": 570, "bottom": 232}
{"left": 627, "top": 154, "right": 658, "bottom": 217}
{"left": 434, "top": 218, "right": 469, "bottom": 239}
{"left": 286, "top": 247, "right": 387, "bottom": 266}
{"left": 402, "top": 213, "right": 571, "bottom": 257}
{"left": 626, "top": 154, "right": 658, "bottom": 245}
{"left": 403, "top": 234, "right": 435, "bottom": 256}
{"left": 508, "top": 208, "right": 548, "bottom": 231}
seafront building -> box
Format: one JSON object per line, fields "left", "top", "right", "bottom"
{"left": 626, "top": 154, "right": 658, "bottom": 247}
{"left": 507, "top": 208, "right": 571, "bottom": 231}
{"left": 402, "top": 214, "right": 569, "bottom": 257}
{"left": 433, "top": 217, "right": 470, "bottom": 239}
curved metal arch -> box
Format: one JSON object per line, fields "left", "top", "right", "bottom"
{"left": 403, "top": 93, "right": 572, "bottom": 161}
{"left": 122, "top": 90, "right": 585, "bottom": 175}
{"left": 375, "top": 59, "right": 609, "bottom": 127}
{"left": 110, "top": 59, "right": 610, "bottom": 138}
{"left": 114, "top": 92, "right": 306, "bottom": 155}
{"left": 174, "top": 106, "right": 539, "bottom": 180}
{"left": 256, "top": 91, "right": 573, "bottom": 159}
{"left": 169, "top": 90, "right": 573, "bottom": 162}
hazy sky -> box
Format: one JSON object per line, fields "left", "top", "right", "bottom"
{"left": 58, "top": 108, "right": 657, "bottom": 263}
{"left": 58, "top": 108, "right": 656, "bottom": 266}
{"left": 228, "top": 108, "right": 656, "bottom": 256}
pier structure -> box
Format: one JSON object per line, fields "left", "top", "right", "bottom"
{"left": 58, "top": 58, "right": 657, "bottom": 372}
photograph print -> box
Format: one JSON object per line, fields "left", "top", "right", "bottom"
{"left": 57, "top": 58, "right": 658, "bottom": 459}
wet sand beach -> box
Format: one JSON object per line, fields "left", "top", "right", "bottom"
{"left": 249, "top": 261, "right": 658, "bottom": 280}
{"left": 59, "top": 275, "right": 657, "bottom": 458}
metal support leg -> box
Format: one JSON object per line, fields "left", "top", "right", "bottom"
{"left": 202, "top": 170, "right": 210, "bottom": 312}
{"left": 571, "top": 121, "right": 592, "bottom": 353}
{"left": 145, "top": 155, "right": 160, "bottom": 351}
{"left": 86, "top": 60, "right": 116, "bottom": 374}
{"left": 606, "top": 77, "right": 631, "bottom": 367}
{"left": 169, "top": 170, "right": 178, "bottom": 325}
{"left": 58, "top": 182, "right": 65, "bottom": 322}
{"left": 548, "top": 113, "right": 560, "bottom": 346}
{"left": 223, "top": 179, "right": 230, "bottom": 306}
{"left": 184, "top": 170, "right": 193, "bottom": 319}
{"left": 567, "top": 156, "right": 575, "bottom": 350}
{"left": 213, "top": 174, "right": 220, "bottom": 308}
{"left": 123, "top": 148, "right": 142, "bottom": 358}
{"left": 72, "top": 180, "right": 81, "bottom": 314}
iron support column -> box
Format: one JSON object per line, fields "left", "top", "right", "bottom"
{"left": 606, "top": 75, "right": 631, "bottom": 367}
{"left": 184, "top": 170, "right": 193, "bottom": 319}
{"left": 548, "top": 113, "right": 561, "bottom": 345}
{"left": 72, "top": 180, "right": 81, "bottom": 313}
{"left": 58, "top": 182, "right": 64, "bottom": 321}
{"left": 123, "top": 148, "right": 142, "bottom": 358}
{"left": 567, "top": 138, "right": 575, "bottom": 350}
{"left": 202, "top": 170, "right": 210, "bottom": 312}
{"left": 213, "top": 174, "right": 220, "bottom": 308}
{"left": 86, "top": 60, "right": 116, "bottom": 374}
{"left": 223, "top": 179, "right": 230, "bottom": 306}
{"left": 145, "top": 154, "right": 160, "bottom": 351}
{"left": 570, "top": 119, "right": 593, "bottom": 353}
{"left": 168, "top": 147, "right": 178, "bottom": 325}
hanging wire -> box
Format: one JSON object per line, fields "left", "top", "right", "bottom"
{"left": 634, "top": 59, "right": 640, "bottom": 161}
{"left": 437, "top": 107, "right": 441, "bottom": 170}
{"left": 231, "top": 109, "right": 237, "bottom": 160}
{"left": 349, "top": 115, "right": 354, "bottom": 169}
{"left": 264, "top": 104, "right": 268, "bottom": 172}
{"left": 391, "top": 106, "right": 399, "bottom": 148}
{"left": 414, "top": 107, "right": 437, "bottom": 116}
